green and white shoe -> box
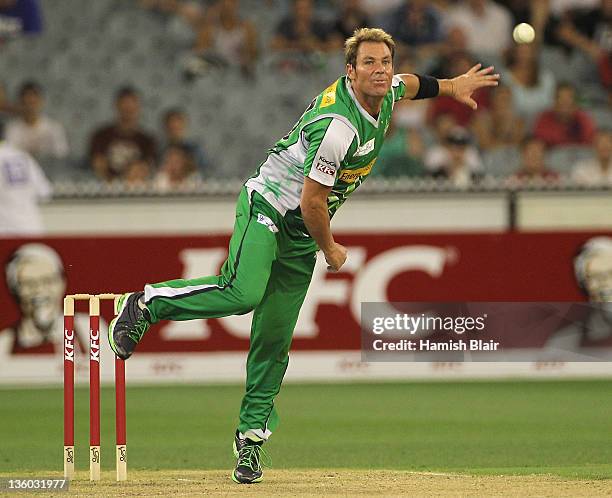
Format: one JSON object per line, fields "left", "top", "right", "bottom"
{"left": 231, "top": 431, "right": 269, "bottom": 484}
{"left": 108, "top": 292, "right": 151, "bottom": 360}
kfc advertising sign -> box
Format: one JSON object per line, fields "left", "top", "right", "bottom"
{"left": 0, "top": 232, "right": 610, "bottom": 382}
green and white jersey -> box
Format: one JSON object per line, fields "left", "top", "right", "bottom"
{"left": 245, "top": 74, "right": 406, "bottom": 232}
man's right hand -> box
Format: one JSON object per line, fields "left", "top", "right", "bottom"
{"left": 324, "top": 243, "right": 347, "bottom": 272}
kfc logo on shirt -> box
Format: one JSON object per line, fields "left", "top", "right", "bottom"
{"left": 315, "top": 156, "right": 335, "bottom": 176}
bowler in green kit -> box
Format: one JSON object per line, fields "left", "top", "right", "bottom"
{"left": 107, "top": 28, "right": 499, "bottom": 484}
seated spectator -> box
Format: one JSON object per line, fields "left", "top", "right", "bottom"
{"left": 572, "top": 129, "right": 612, "bottom": 184}
{"left": 503, "top": 42, "right": 557, "bottom": 122}
{"left": 511, "top": 137, "right": 560, "bottom": 182}
{"left": 5, "top": 81, "right": 68, "bottom": 162}
{"left": 0, "top": 125, "right": 51, "bottom": 236}
{"left": 373, "top": 124, "right": 426, "bottom": 178}
{"left": 428, "top": 52, "right": 490, "bottom": 127}
{"left": 425, "top": 126, "right": 484, "bottom": 186}
{"left": 385, "top": 0, "right": 446, "bottom": 59}
{"left": 192, "top": 0, "right": 258, "bottom": 78}
{"left": 471, "top": 85, "right": 526, "bottom": 150}
{"left": 0, "top": 0, "right": 42, "bottom": 43}
{"left": 88, "top": 87, "right": 157, "bottom": 182}
{"left": 445, "top": 0, "right": 512, "bottom": 56}
{"left": 154, "top": 144, "right": 199, "bottom": 191}
{"left": 270, "top": 0, "right": 335, "bottom": 60}
{"left": 555, "top": 0, "right": 612, "bottom": 89}
{"left": 329, "top": 0, "right": 371, "bottom": 48}
{"left": 161, "top": 108, "right": 208, "bottom": 175}
{"left": 534, "top": 82, "right": 596, "bottom": 146}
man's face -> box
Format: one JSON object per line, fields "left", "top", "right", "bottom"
{"left": 555, "top": 87, "right": 576, "bottom": 118}
{"left": 165, "top": 114, "right": 187, "bottom": 140}
{"left": 294, "top": 0, "right": 312, "bottom": 19}
{"left": 22, "top": 89, "right": 44, "bottom": 115}
{"left": 448, "top": 143, "right": 467, "bottom": 164}
{"left": 14, "top": 258, "right": 65, "bottom": 330}
{"left": 347, "top": 41, "right": 393, "bottom": 99}
{"left": 585, "top": 251, "right": 612, "bottom": 302}
{"left": 522, "top": 140, "right": 545, "bottom": 172}
{"left": 116, "top": 95, "right": 140, "bottom": 125}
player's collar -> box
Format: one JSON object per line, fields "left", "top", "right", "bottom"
{"left": 345, "top": 77, "right": 380, "bottom": 128}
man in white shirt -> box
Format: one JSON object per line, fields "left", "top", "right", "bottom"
{"left": 445, "top": 0, "right": 512, "bottom": 56}
{"left": 0, "top": 132, "right": 51, "bottom": 236}
{"left": 572, "top": 130, "right": 612, "bottom": 185}
{"left": 5, "top": 81, "right": 69, "bottom": 161}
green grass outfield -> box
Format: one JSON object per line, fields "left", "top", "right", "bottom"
{"left": 0, "top": 380, "right": 611, "bottom": 479}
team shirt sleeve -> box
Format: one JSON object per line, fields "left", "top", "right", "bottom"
{"left": 302, "top": 117, "right": 356, "bottom": 187}
{"left": 391, "top": 75, "right": 407, "bottom": 102}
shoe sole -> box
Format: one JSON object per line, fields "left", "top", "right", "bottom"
{"left": 107, "top": 293, "right": 131, "bottom": 359}
{"left": 231, "top": 470, "right": 263, "bottom": 484}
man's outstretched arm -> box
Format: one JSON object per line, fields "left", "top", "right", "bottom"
{"left": 398, "top": 64, "right": 500, "bottom": 110}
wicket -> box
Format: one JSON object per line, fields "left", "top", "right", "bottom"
{"left": 63, "top": 293, "right": 127, "bottom": 482}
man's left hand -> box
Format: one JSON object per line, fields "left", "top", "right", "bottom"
{"left": 450, "top": 64, "right": 500, "bottom": 110}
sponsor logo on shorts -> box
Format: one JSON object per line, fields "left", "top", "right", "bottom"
{"left": 256, "top": 213, "right": 279, "bottom": 233}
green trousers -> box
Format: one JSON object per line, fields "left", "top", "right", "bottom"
{"left": 143, "top": 187, "right": 317, "bottom": 439}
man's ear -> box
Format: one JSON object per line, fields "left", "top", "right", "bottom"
{"left": 346, "top": 63, "right": 355, "bottom": 81}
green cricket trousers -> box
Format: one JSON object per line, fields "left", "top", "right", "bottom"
{"left": 143, "top": 187, "right": 318, "bottom": 439}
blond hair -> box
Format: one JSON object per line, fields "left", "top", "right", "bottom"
{"left": 344, "top": 28, "right": 395, "bottom": 68}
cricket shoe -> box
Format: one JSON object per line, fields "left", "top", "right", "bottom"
{"left": 231, "top": 431, "right": 270, "bottom": 484}
{"left": 108, "top": 292, "right": 151, "bottom": 360}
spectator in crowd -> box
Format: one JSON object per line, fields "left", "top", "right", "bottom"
{"left": 329, "top": 0, "right": 371, "bottom": 46}
{"left": 471, "top": 84, "right": 526, "bottom": 150}
{"left": 270, "top": 0, "right": 335, "bottom": 63}
{"left": 555, "top": 0, "right": 612, "bottom": 89}
{"left": 5, "top": 81, "right": 69, "bottom": 162}
{"left": 428, "top": 52, "right": 490, "bottom": 127}
{"left": 572, "top": 129, "right": 612, "bottom": 184}
{"left": 0, "top": 125, "right": 51, "bottom": 236}
{"left": 425, "top": 126, "right": 484, "bottom": 186}
{"left": 385, "top": 0, "right": 446, "bottom": 60}
{"left": 372, "top": 123, "right": 426, "bottom": 178}
{"left": 0, "top": 0, "right": 42, "bottom": 43}
{"left": 192, "top": 0, "right": 258, "bottom": 78}
{"left": 503, "top": 42, "right": 557, "bottom": 122}
{"left": 161, "top": 108, "right": 208, "bottom": 175}
{"left": 534, "top": 82, "right": 596, "bottom": 146}
{"left": 511, "top": 136, "right": 560, "bottom": 182}
{"left": 88, "top": 86, "right": 157, "bottom": 182}
{"left": 154, "top": 144, "right": 199, "bottom": 191}
{"left": 445, "top": 0, "right": 513, "bottom": 56}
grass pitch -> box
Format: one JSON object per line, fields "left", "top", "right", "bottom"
{"left": 1, "top": 380, "right": 611, "bottom": 496}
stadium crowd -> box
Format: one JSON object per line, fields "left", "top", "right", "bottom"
{"left": 0, "top": 0, "right": 610, "bottom": 194}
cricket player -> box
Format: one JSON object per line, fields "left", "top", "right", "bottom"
{"left": 108, "top": 28, "right": 499, "bottom": 483}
